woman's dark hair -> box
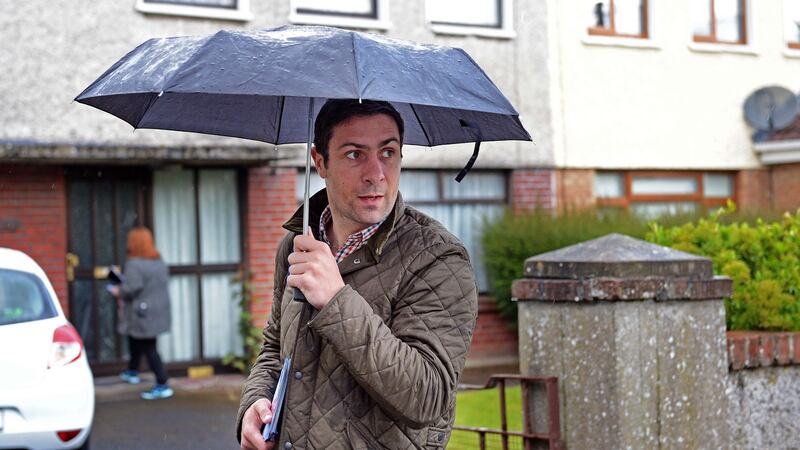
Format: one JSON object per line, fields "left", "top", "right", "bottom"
{"left": 313, "top": 99, "right": 404, "bottom": 163}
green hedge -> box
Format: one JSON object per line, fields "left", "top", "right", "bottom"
{"left": 646, "top": 203, "right": 800, "bottom": 331}
{"left": 482, "top": 208, "right": 653, "bottom": 324}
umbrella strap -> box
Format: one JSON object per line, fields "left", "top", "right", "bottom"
{"left": 455, "top": 141, "right": 481, "bottom": 183}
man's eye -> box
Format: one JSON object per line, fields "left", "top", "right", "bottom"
{"left": 345, "top": 151, "right": 359, "bottom": 160}
{"left": 381, "top": 149, "right": 395, "bottom": 158}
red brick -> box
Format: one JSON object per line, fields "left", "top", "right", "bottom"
{"left": 794, "top": 334, "right": 800, "bottom": 364}
{"left": 776, "top": 334, "right": 791, "bottom": 365}
{"left": 746, "top": 337, "right": 759, "bottom": 368}
{"left": 759, "top": 334, "right": 775, "bottom": 367}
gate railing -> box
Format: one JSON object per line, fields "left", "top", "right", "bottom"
{"left": 452, "top": 374, "right": 560, "bottom": 450}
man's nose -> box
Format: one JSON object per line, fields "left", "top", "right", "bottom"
{"left": 362, "top": 153, "right": 385, "bottom": 184}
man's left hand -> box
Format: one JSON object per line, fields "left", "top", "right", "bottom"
{"left": 287, "top": 231, "right": 345, "bottom": 310}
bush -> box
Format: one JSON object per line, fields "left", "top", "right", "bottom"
{"left": 646, "top": 203, "right": 800, "bottom": 331}
{"left": 482, "top": 208, "right": 654, "bottom": 325}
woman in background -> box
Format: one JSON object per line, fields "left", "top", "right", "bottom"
{"left": 111, "top": 226, "right": 173, "bottom": 400}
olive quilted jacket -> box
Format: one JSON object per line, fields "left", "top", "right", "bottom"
{"left": 236, "top": 190, "right": 478, "bottom": 449}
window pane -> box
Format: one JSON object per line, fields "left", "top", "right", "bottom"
{"left": 614, "top": 0, "right": 644, "bottom": 35}
{"left": 400, "top": 171, "right": 439, "bottom": 202}
{"left": 294, "top": 0, "right": 374, "bottom": 15}
{"left": 158, "top": 275, "right": 200, "bottom": 362}
{"left": 631, "top": 202, "right": 699, "bottom": 219}
{"left": 441, "top": 171, "right": 505, "bottom": 200}
{"left": 595, "top": 172, "right": 625, "bottom": 198}
{"left": 716, "top": 0, "right": 743, "bottom": 42}
{"left": 0, "top": 269, "right": 57, "bottom": 326}
{"left": 199, "top": 170, "right": 241, "bottom": 264}
{"left": 201, "top": 272, "right": 243, "bottom": 359}
{"left": 146, "top": 0, "right": 236, "bottom": 7}
{"left": 589, "top": 0, "right": 612, "bottom": 28}
{"left": 785, "top": 0, "right": 800, "bottom": 42}
{"left": 631, "top": 177, "right": 697, "bottom": 195}
{"left": 154, "top": 170, "right": 197, "bottom": 265}
{"left": 692, "top": 0, "right": 712, "bottom": 36}
{"left": 429, "top": 0, "right": 501, "bottom": 27}
{"left": 296, "top": 170, "right": 326, "bottom": 204}
{"left": 704, "top": 173, "right": 733, "bottom": 198}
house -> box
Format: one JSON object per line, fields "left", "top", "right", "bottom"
{"left": 1, "top": 0, "right": 797, "bottom": 375}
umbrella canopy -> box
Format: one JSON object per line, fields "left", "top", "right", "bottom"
{"left": 75, "top": 25, "right": 531, "bottom": 147}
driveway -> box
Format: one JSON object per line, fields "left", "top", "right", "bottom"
{"left": 90, "top": 374, "right": 245, "bottom": 450}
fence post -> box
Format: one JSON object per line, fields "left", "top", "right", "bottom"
{"left": 513, "top": 233, "right": 732, "bottom": 449}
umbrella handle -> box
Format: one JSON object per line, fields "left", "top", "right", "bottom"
{"left": 293, "top": 287, "right": 308, "bottom": 302}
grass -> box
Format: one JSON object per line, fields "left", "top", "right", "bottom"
{"left": 448, "top": 385, "right": 523, "bottom": 450}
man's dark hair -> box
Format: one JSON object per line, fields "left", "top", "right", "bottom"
{"left": 313, "top": 99, "right": 404, "bottom": 163}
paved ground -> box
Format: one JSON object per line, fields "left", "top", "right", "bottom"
{"left": 90, "top": 374, "right": 246, "bottom": 450}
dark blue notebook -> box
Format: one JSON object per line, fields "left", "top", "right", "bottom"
{"left": 262, "top": 357, "right": 291, "bottom": 442}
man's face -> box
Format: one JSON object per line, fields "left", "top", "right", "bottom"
{"left": 312, "top": 113, "right": 402, "bottom": 236}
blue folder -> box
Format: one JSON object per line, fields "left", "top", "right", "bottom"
{"left": 263, "top": 357, "right": 292, "bottom": 442}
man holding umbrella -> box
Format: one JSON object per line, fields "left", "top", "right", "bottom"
{"left": 237, "top": 98, "right": 478, "bottom": 450}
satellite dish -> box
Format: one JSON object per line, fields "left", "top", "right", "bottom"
{"left": 743, "top": 86, "right": 798, "bottom": 131}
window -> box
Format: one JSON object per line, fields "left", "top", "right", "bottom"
{"left": 692, "top": 0, "right": 747, "bottom": 44}
{"left": 152, "top": 168, "right": 243, "bottom": 362}
{"left": 296, "top": 169, "right": 507, "bottom": 292}
{"left": 587, "top": 0, "right": 648, "bottom": 38}
{"left": 427, "top": 0, "right": 515, "bottom": 38}
{"left": 0, "top": 269, "right": 58, "bottom": 326}
{"left": 290, "top": 0, "right": 389, "bottom": 29}
{"left": 135, "top": 0, "right": 252, "bottom": 21}
{"left": 785, "top": 1, "right": 800, "bottom": 49}
{"left": 595, "top": 171, "right": 734, "bottom": 219}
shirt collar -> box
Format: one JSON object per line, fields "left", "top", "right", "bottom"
{"left": 319, "top": 205, "right": 384, "bottom": 263}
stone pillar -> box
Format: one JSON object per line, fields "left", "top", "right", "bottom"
{"left": 513, "top": 234, "right": 733, "bottom": 450}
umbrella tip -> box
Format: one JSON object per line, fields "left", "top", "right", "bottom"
{"left": 358, "top": 97, "right": 362, "bottom": 104}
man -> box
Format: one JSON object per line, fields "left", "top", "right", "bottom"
{"left": 237, "top": 99, "right": 478, "bottom": 450}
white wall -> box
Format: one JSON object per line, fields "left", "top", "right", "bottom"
{"left": 547, "top": 0, "right": 800, "bottom": 170}
{"left": 0, "top": 0, "right": 551, "bottom": 168}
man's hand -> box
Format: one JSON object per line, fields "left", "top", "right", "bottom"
{"left": 287, "top": 231, "right": 345, "bottom": 310}
{"left": 240, "top": 398, "right": 274, "bottom": 450}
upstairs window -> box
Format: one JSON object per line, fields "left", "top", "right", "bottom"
{"left": 427, "top": 0, "right": 515, "bottom": 38}
{"left": 692, "top": 0, "right": 748, "bottom": 45}
{"left": 588, "top": 0, "right": 649, "bottom": 39}
{"left": 785, "top": 0, "right": 800, "bottom": 49}
{"left": 135, "top": 0, "right": 252, "bottom": 21}
{"left": 290, "top": 0, "right": 389, "bottom": 29}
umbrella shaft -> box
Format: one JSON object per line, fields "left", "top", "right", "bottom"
{"left": 302, "top": 98, "right": 315, "bottom": 234}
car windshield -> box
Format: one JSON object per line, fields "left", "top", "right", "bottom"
{"left": 0, "top": 268, "right": 58, "bottom": 326}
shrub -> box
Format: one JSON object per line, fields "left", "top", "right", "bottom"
{"left": 647, "top": 203, "right": 800, "bottom": 331}
{"left": 482, "top": 208, "right": 653, "bottom": 325}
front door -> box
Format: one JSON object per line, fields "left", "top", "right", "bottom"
{"left": 66, "top": 168, "right": 149, "bottom": 365}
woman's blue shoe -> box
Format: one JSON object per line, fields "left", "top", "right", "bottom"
{"left": 141, "top": 384, "right": 174, "bottom": 400}
{"left": 120, "top": 370, "right": 141, "bottom": 384}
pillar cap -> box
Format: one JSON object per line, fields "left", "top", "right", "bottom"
{"left": 523, "top": 233, "right": 713, "bottom": 279}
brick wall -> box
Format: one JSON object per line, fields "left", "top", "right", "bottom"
{"left": 510, "top": 169, "right": 554, "bottom": 212}
{"left": 467, "top": 296, "right": 518, "bottom": 362}
{"left": 245, "top": 166, "right": 298, "bottom": 327}
{"left": 736, "top": 169, "right": 772, "bottom": 212}
{"left": 727, "top": 331, "right": 800, "bottom": 370}
{"left": 555, "top": 168, "right": 595, "bottom": 211}
{"left": 0, "top": 165, "right": 68, "bottom": 311}
{"left": 771, "top": 163, "right": 800, "bottom": 213}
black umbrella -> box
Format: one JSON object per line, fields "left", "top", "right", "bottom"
{"left": 76, "top": 25, "right": 531, "bottom": 233}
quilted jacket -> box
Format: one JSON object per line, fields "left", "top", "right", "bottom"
{"left": 237, "top": 189, "right": 478, "bottom": 449}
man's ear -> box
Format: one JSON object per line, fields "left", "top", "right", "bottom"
{"left": 311, "top": 146, "right": 327, "bottom": 178}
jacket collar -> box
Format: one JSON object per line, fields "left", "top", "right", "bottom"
{"left": 283, "top": 188, "right": 405, "bottom": 263}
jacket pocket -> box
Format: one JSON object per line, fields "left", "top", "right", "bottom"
{"left": 346, "top": 421, "right": 388, "bottom": 450}
{"left": 426, "top": 426, "right": 448, "bottom": 449}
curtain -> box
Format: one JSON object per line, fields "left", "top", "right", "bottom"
{"left": 153, "top": 170, "right": 197, "bottom": 265}
{"left": 201, "top": 272, "right": 243, "bottom": 358}
{"left": 199, "top": 170, "right": 241, "bottom": 264}
{"left": 157, "top": 275, "right": 200, "bottom": 362}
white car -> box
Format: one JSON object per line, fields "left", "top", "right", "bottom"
{"left": 0, "top": 248, "right": 94, "bottom": 449}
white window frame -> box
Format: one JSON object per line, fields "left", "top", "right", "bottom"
{"left": 427, "top": 0, "right": 516, "bottom": 39}
{"left": 582, "top": 0, "right": 660, "bottom": 50}
{"left": 135, "top": 0, "right": 253, "bottom": 21}
{"left": 289, "top": 0, "right": 391, "bottom": 30}
{"left": 782, "top": 0, "right": 800, "bottom": 58}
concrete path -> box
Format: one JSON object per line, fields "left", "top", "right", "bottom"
{"left": 90, "top": 374, "right": 246, "bottom": 450}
